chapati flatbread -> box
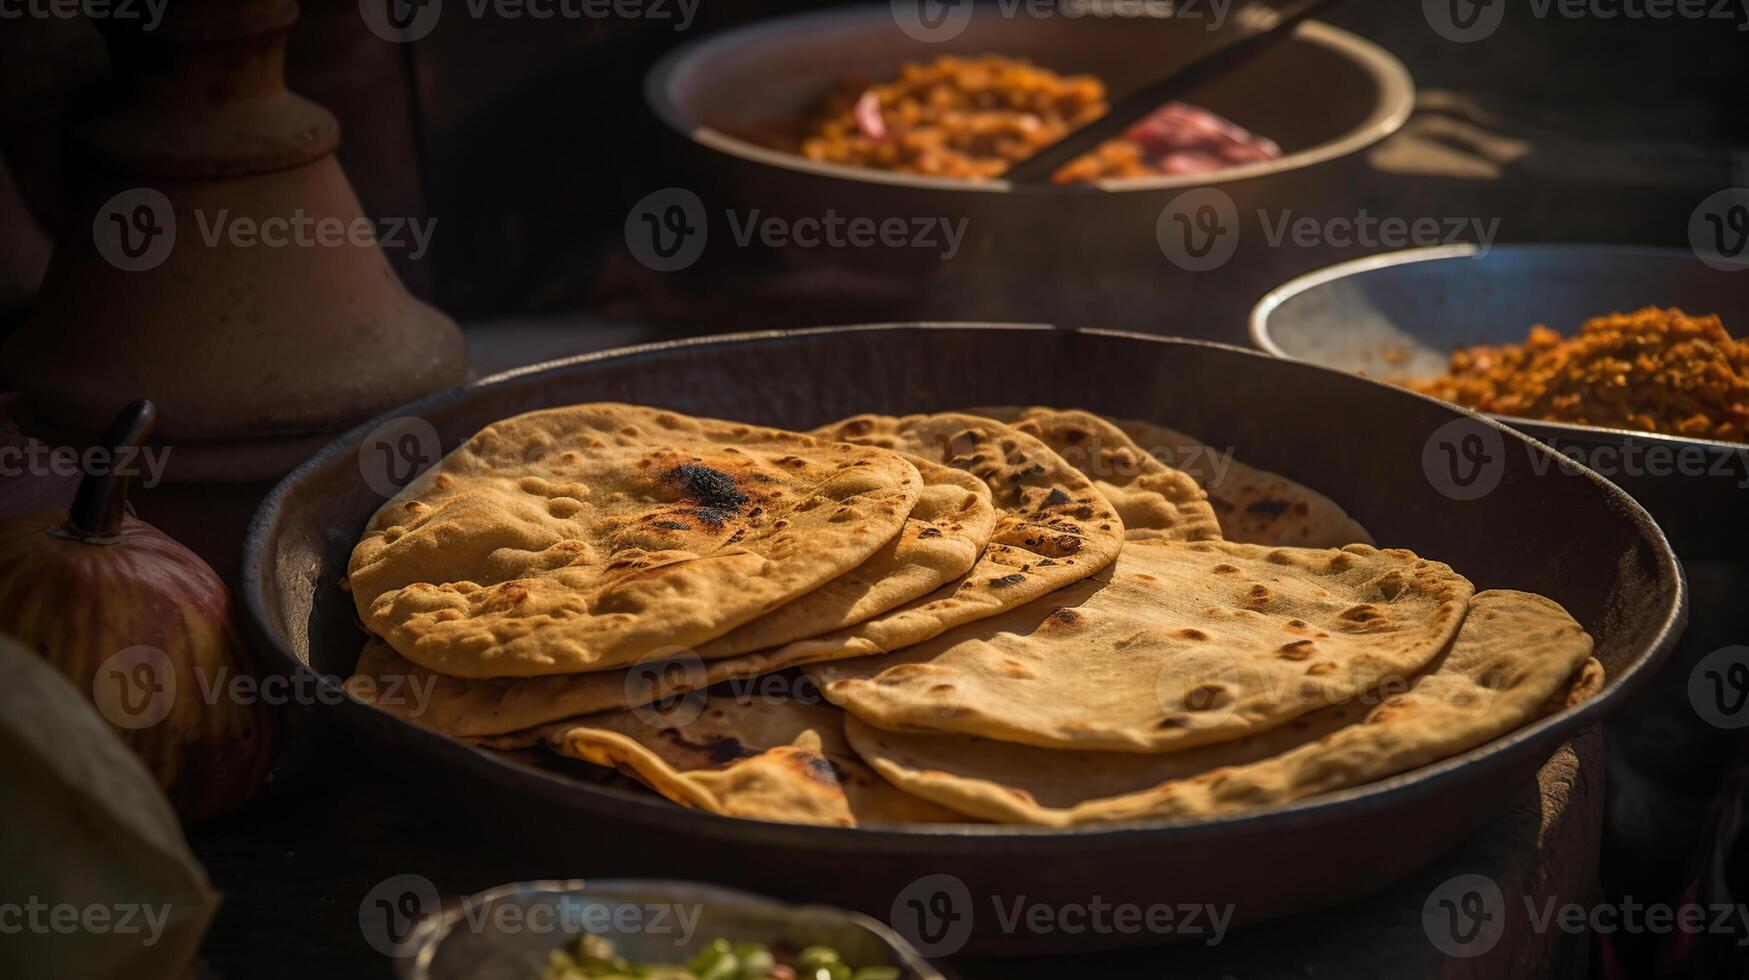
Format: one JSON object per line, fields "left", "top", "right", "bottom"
{"left": 703, "top": 412, "right": 1125, "bottom": 674}
{"left": 969, "top": 407, "right": 1221, "bottom": 542}
{"left": 847, "top": 590, "right": 1591, "bottom": 826}
{"left": 343, "top": 457, "right": 996, "bottom": 737}
{"left": 541, "top": 693, "right": 968, "bottom": 827}
{"left": 812, "top": 537, "right": 1473, "bottom": 752}
{"left": 1112, "top": 417, "right": 1373, "bottom": 548}
{"left": 694, "top": 456, "right": 996, "bottom": 658}
{"left": 347, "top": 404, "right": 921, "bottom": 678}
{"left": 1545, "top": 657, "right": 1606, "bottom": 713}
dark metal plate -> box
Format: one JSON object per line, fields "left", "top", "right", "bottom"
{"left": 241, "top": 325, "right": 1684, "bottom": 954}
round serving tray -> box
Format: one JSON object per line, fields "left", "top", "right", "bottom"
{"left": 241, "top": 325, "right": 1684, "bottom": 954}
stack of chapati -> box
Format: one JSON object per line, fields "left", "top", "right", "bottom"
{"left": 344, "top": 403, "right": 1604, "bottom": 828}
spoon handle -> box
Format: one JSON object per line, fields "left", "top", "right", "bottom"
{"left": 1001, "top": 0, "right": 1342, "bottom": 184}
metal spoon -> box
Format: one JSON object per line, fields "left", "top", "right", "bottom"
{"left": 1001, "top": 0, "right": 1344, "bottom": 184}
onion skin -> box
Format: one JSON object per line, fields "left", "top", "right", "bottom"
{"left": 0, "top": 510, "right": 277, "bottom": 826}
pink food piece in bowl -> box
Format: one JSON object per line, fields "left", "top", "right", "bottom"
{"left": 1126, "top": 101, "right": 1281, "bottom": 174}
{"left": 854, "top": 90, "right": 889, "bottom": 141}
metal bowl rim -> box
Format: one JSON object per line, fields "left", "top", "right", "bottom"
{"left": 399, "top": 877, "right": 946, "bottom": 980}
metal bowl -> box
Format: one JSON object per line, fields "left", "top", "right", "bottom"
{"left": 638, "top": 5, "right": 1413, "bottom": 332}
{"left": 241, "top": 324, "right": 1683, "bottom": 954}
{"left": 648, "top": 6, "right": 1412, "bottom": 194}
{"left": 398, "top": 879, "right": 943, "bottom": 980}
{"left": 1251, "top": 243, "right": 1749, "bottom": 558}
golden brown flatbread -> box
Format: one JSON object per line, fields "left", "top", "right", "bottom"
{"left": 970, "top": 407, "right": 1221, "bottom": 542}
{"left": 343, "top": 457, "right": 997, "bottom": 737}
{"left": 846, "top": 590, "right": 1591, "bottom": 826}
{"left": 1112, "top": 417, "right": 1373, "bottom": 548}
{"left": 704, "top": 412, "right": 1127, "bottom": 674}
{"left": 694, "top": 456, "right": 996, "bottom": 658}
{"left": 347, "top": 404, "right": 921, "bottom": 678}
{"left": 812, "top": 538, "right": 1472, "bottom": 752}
{"left": 539, "top": 693, "right": 969, "bottom": 827}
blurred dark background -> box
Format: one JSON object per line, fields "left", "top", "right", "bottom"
{"left": 2, "top": 0, "right": 1745, "bottom": 336}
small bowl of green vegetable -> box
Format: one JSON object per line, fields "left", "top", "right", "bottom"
{"left": 398, "top": 880, "right": 942, "bottom": 980}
